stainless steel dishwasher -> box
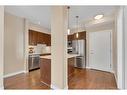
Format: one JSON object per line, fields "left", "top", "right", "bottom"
{"left": 28, "top": 54, "right": 40, "bottom": 71}
{"left": 75, "top": 56, "right": 86, "bottom": 68}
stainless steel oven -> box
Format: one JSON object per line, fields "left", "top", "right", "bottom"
{"left": 28, "top": 54, "right": 40, "bottom": 71}
{"left": 68, "top": 41, "right": 72, "bottom": 47}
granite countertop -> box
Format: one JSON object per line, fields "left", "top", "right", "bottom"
{"left": 40, "top": 54, "right": 79, "bottom": 59}
{"left": 29, "top": 53, "right": 51, "bottom": 56}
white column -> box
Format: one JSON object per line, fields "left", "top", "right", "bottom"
{"left": 0, "top": 6, "right": 4, "bottom": 89}
{"left": 51, "top": 6, "right": 68, "bottom": 89}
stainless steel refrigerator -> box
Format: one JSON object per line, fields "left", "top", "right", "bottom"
{"left": 72, "top": 40, "right": 86, "bottom": 68}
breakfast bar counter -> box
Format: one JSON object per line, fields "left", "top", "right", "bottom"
{"left": 39, "top": 54, "right": 79, "bottom": 87}
{"left": 40, "top": 54, "right": 79, "bottom": 59}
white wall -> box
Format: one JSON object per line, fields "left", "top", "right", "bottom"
{"left": 29, "top": 22, "right": 50, "bottom": 34}
{"left": 0, "top": 6, "right": 4, "bottom": 89}
{"left": 124, "top": 6, "right": 127, "bottom": 89}
{"left": 4, "top": 12, "right": 25, "bottom": 76}
{"left": 85, "top": 22, "right": 114, "bottom": 32}
{"left": 71, "top": 21, "right": 114, "bottom": 33}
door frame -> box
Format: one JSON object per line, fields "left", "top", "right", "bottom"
{"left": 24, "top": 19, "right": 29, "bottom": 73}
{"left": 124, "top": 6, "right": 127, "bottom": 89}
{"left": 87, "top": 30, "right": 113, "bottom": 73}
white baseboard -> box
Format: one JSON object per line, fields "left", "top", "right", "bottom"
{"left": 24, "top": 70, "right": 29, "bottom": 73}
{"left": 87, "top": 67, "right": 113, "bottom": 73}
{"left": 113, "top": 71, "right": 118, "bottom": 87}
{"left": 85, "top": 66, "right": 91, "bottom": 69}
{"left": 0, "top": 86, "right": 4, "bottom": 90}
{"left": 51, "top": 84, "right": 61, "bottom": 90}
{"left": 50, "top": 84, "right": 68, "bottom": 90}
{"left": 64, "top": 86, "right": 68, "bottom": 90}
{"left": 4, "top": 70, "right": 26, "bottom": 78}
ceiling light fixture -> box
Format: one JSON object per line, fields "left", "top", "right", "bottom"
{"left": 94, "top": 14, "right": 103, "bottom": 20}
{"left": 76, "top": 16, "right": 79, "bottom": 38}
{"left": 67, "top": 29, "right": 70, "bottom": 35}
{"left": 67, "top": 6, "right": 70, "bottom": 35}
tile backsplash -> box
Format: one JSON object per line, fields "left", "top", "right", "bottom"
{"left": 28, "top": 45, "right": 51, "bottom": 54}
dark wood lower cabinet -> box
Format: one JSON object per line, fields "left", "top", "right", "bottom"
{"left": 68, "top": 57, "right": 75, "bottom": 77}
{"left": 40, "top": 58, "right": 51, "bottom": 86}
{"left": 40, "top": 57, "right": 75, "bottom": 86}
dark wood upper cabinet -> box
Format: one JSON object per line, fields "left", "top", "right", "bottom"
{"left": 29, "top": 30, "right": 33, "bottom": 45}
{"left": 78, "top": 31, "right": 86, "bottom": 39}
{"left": 43, "top": 33, "right": 48, "bottom": 45}
{"left": 29, "top": 30, "right": 38, "bottom": 45}
{"left": 33, "top": 31, "right": 38, "bottom": 45}
{"left": 45, "top": 34, "right": 51, "bottom": 46}
{"left": 29, "top": 30, "right": 85, "bottom": 46}
{"left": 68, "top": 34, "right": 74, "bottom": 41}
{"left": 41, "top": 33, "right": 51, "bottom": 46}
{"left": 29, "top": 30, "right": 51, "bottom": 46}
{"left": 37, "top": 32, "right": 44, "bottom": 44}
{"left": 68, "top": 31, "right": 86, "bottom": 41}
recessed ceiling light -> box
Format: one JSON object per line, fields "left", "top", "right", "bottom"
{"left": 94, "top": 14, "right": 104, "bottom": 20}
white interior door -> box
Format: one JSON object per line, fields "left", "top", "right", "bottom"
{"left": 89, "top": 30, "right": 112, "bottom": 72}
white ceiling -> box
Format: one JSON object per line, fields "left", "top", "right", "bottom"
{"left": 5, "top": 6, "right": 118, "bottom": 30}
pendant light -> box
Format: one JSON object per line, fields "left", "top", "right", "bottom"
{"left": 76, "top": 16, "right": 79, "bottom": 38}
{"left": 67, "top": 6, "right": 70, "bottom": 35}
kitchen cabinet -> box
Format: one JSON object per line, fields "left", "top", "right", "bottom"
{"left": 47, "top": 34, "right": 51, "bottom": 46}
{"left": 40, "top": 58, "right": 51, "bottom": 86}
{"left": 68, "top": 34, "right": 74, "bottom": 41}
{"left": 29, "top": 30, "right": 51, "bottom": 46}
{"left": 74, "top": 31, "right": 86, "bottom": 40}
{"left": 33, "top": 31, "right": 38, "bottom": 45}
{"left": 29, "top": 30, "right": 33, "bottom": 45}
{"left": 68, "top": 57, "right": 75, "bottom": 77}
{"left": 39, "top": 54, "right": 78, "bottom": 87}
{"left": 37, "top": 32, "right": 43, "bottom": 44}
{"left": 43, "top": 33, "right": 51, "bottom": 46}
{"left": 67, "top": 31, "right": 86, "bottom": 41}
{"left": 29, "top": 30, "right": 38, "bottom": 45}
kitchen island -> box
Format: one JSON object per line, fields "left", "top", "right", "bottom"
{"left": 39, "top": 54, "right": 79, "bottom": 87}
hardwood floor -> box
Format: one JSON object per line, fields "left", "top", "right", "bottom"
{"left": 68, "top": 68, "right": 117, "bottom": 89}
{"left": 4, "top": 69, "right": 50, "bottom": 89}
{"left": 4, "top": 68, "right": 117, "bottom": 89}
